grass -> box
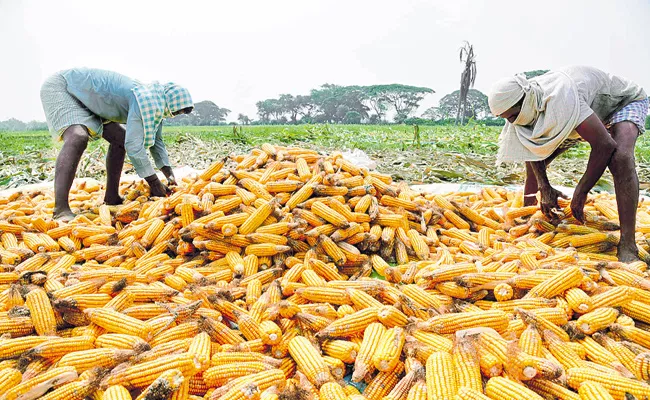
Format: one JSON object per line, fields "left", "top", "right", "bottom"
{"left": 1, "top": 124, "right": 649, "bottom": 192}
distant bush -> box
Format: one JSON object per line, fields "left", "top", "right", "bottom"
{"left": 646, "top": 114, "right": 649, "bottom": 130}
{"left": 402, "top": 117, "right": 506, "bottom": 127}
{"left": 0, "top": 118, "right": 47, "bottom": 132}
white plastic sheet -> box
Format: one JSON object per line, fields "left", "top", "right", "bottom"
{"left": 341, "top": 149, "right": 377, "bottom": 170}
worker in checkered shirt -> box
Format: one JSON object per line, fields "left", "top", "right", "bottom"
{"left": 40, "top": 68, "right": 194, "bottom": 222}
{"left": 489, "top": 66, "right": 647, "bottom": 262}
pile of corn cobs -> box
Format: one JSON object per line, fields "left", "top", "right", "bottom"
{"left": 0, "top": 144, "right": 649, "bottom": 400}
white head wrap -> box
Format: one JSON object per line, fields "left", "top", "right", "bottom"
{"left": 488, "top": 74, "right": 526, "bottom": 116}
{"left": 490, "top": 70, "right": 582, "bottom": 164}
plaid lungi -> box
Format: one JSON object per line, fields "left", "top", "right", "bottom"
{"left": 556, "top": 98, "right": 649, "bottom": 152}
{"left": 39, "top": 73, "right": 104, "bottom": 141}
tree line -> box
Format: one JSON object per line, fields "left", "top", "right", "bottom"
{"left": 255, "top": 84, "right": 434, "bottom": 124}
{"left": 12, "top": 67, "right": 648, "bottom": 131}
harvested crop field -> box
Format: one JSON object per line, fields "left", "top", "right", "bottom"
{"left": 2, "top": 125, "right": 650, "bottom": 192}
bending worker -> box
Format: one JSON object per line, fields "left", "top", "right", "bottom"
{"left": 40, "top": 67, "right": 194, "bottom": 222}
{"left": 488, "top": 66, "right": 647, "bottom": 262}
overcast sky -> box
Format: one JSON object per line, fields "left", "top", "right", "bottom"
{"left": 2, "top": 0, "right": 649, "bottom": 122}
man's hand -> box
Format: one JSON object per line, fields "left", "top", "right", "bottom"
{"left": 539, "top": 185, "right": 568, "bottom": 219}
{"left": 571, "top": 188, "right": 588, "bottom": 223}
{"left": 145, "top": 174, "right": 172, "bottom": 197}
{"left": 161, "top": 166, "right": 177, "bottom": 186}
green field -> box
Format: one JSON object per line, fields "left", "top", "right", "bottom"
{"left": 1, "top": 124, "right": 650, "bottom": 192}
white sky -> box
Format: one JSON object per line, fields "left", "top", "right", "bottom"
{"left": 1, "top": 0, "right": 649, "bottom": 122}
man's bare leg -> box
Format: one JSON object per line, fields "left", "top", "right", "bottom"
{"left": 101, "top": 123, "right": 126, "bottom": 205}
{"left": 608, "top": 121, "right": 640, "bottom": 262}
{"left": 53, "top": 125, "right": 89, "bottom": 221}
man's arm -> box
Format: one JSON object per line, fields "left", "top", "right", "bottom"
{"left": 524, "top": 144, "right": 573, "bottom": 205}
{"left": 149, "top": 124, "right": 175, "bottom": 185}
{"left": 527, "top": 159, "right": 568, "bottom": 218}
{"left": 125, "top": 113, "right": 170, "bottom": 197}
{"left": 571, "top": 113, "right": 618, "bottom": 221}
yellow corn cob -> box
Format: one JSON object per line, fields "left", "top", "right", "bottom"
{"left": 38, "top": 378, "right": 96, "bottom": 400}
{"left": 377, "top": 305, "right": 409, "bottom": 328}
{"left": 418, "top": 310, "right": 508, "bottom": 334}
{"left": 371, "top": 327, "right": 405, "bottom": 372}
{"left": 288, "top": 336, "right": 333, "bottom": 387}
{"left": 564, "top": 287, "right": 593, "bottom": 314}
{"left": 3, "top": 366, "right": 78, "bottom": 400}
{"left": 454, "top": 387, "right": 491, "bottom": 400}
{"left": 317, "top": 234, "right": 347, "bottom": 266}
{"left": 85, "top": 308, "right": 152, "bottom": 340}
{"left": 493, "top": 282, "right": 513, "bottom": 301}
{"left": 319, "top": 382, "right": 348, "bottom": 400}
{"left": 200, "top": 157, "right": 227, "bottom": 181}
{"left": 592, "top": 332, "right": 638, "bottom": 379}
{"left": 58, "top": 347, "right": 134, "bottom": 373}
{"left": 203, "top": 362, "right": 270, "bottom": 386}
{"left": 635, "top": 352, "right": 650, "bottom": 380}
{"left": 451, "top": 337, "right": 482, "bottom": 393}
{"left": 317, "top": 307, "right": 379, "bottom": 338}
{"left": 259, "top": 320, "right": 282, "bottom": 345}
{"left": 524, "top": 266, "right": 583, "bottom": 299}
{"left": 525, "top": 380, "right": 581, "bottom": 400}
{"left": 311, "top": 201, "right": 350, "bottom": 229}
{"left": 363, "top": 361, "right": 405, "bottom": 400}
{"left": 245, "top": 244, "right": 291, "bottom": 257}
{"left": 103, "top": 385, "right": 133, "bottom": 400}
{"left": 188, "top": 332, "right": 212, "bottom": 370}
{"left": 0, "top": 368, "right": 22, "bottom": 396}
{"left": 589, "top": 286, "right": 631, "bottom": 309}
{"left": 25, "top": 288, "right": 57, "bottom": 336}
{"left": 319, "top": 340, "right": 357, "bottom": 365}
{"left": 567, "top": 367, "right": 650, "bottom": 399}
{"left": 210, "top": 352, "right": 281, "bottom": 367}
{"left": 426, "top": 351, "right": 457, "bottom": 399}
{"left": 405, "top": 381, "right": 428, "bottom": 400}
{"left": 104, "top": 353, "right": 201, "bottom": 389}
{"left": 239, "top": 199, "right": 275, "bottom": 235}
{"left": 577, "top": 381, "right": 615, "bottom": 400}
{"left": 577, "top": 307, "right": 619, "bottom": 335}
{"left": 27, "top": 335, "right": 95, "bottom": 359}
{"left": 484, "top": 376, "right": 544, "bottom": 400}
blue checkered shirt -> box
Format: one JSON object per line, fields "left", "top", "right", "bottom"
{"left": 61, "top": 68, "right": 171, "bottom": 178}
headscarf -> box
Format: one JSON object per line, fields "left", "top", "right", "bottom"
{"left": 488, "top": 71, "right": 581, "bottom": 164}
{"left": 132, "top": 82, "right": 193, "bottom": 148}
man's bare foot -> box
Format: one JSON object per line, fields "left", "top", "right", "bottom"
{"left": 617, "top": 244, "right": 641, "bottom": 263}
{"left": 53, "top": 208, "right": 76, "bottom": 223}
{"left": 103, "top": 194, "right": 124, "bottom": 206}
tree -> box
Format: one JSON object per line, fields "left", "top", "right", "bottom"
{"left": 255, "top": 100, "right": 272, "bottom": 123}
{"left": 192, "top": 100, "right": 230, "bottom": 125}
{"left": 364, "top": 84, "right": 434, "bottom": 123}
{"left": 421, "top": 107, "right": 445, "bottom": 121}
{"left": 0, "top": 118, "right": 26, "bottom": 131}
{"left": 255, "top": 99, "right": 284, "bottom": 123}
{"left": 364, "top": 86, "right": 389, "bottom": 122}
{"left": 457, "top": 41, "right": 477, "bottom": 124}
{"left": 310, "top": 84, "right": 369, "bottom": 123}
{"left": 523, "top": 69, "right": 549, "bottom": 79}
{"left": 295, "top": 95, "right": 316, "bottom": 119}
{"left": 237, "top": 114, "right": 251, "bottom": 125}
{"left": 166, "top": 100, "right": 230, "bottom": 126}
{"left": 278, "top": 94, "right": 300, "bottom": 124}
{"left": 344, "top": 111, "right": 362, "bottom": 124}
{"left": 425, "top": 89, "right": 490, "bottom": 121}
